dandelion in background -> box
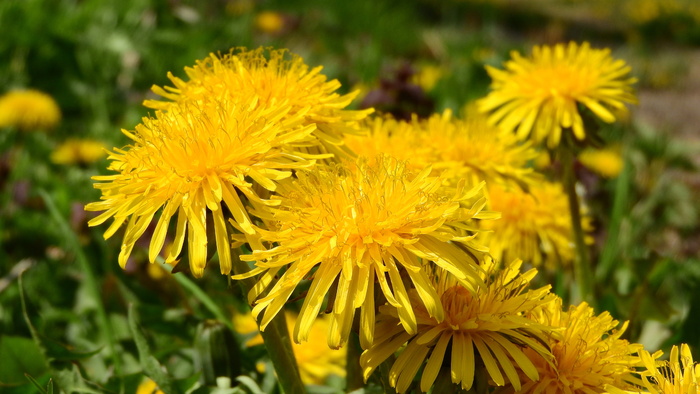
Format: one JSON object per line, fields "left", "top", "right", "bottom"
{"left": 237, "top": 155, "right": 494, "bottom": 349}
{"left": 0, "top": 89, "right": 61, "bottom": 131}
{"left": 345, "top": 109, "right": 540, "bottom": 188}
{"left": 361, "top": 259, "right": 556, "bottom": 393}
{"left": 503, "top": 299, "right": 643, "bottom": 393}
{"left": 85, "top": 98, "right": 317, "bottom": 277}
{"left": 606, "top": 343, "right": 699, "bottom": 394}
{"left": 51, "top": 138, "right": 106, "bottom": 166}
{"left": 579, "top": 145, "right": 624, "bottom": 179}
{"left": 481, "top": 182, "right": 593, "bottom": 269}
{"left": 478, "top": 42, "right": 637, "bottom": 148}
{"left": 144, "top": 47, "right": 372, "bottom": 158}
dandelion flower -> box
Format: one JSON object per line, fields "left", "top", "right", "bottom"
{"left": 361, "top": 259, "right": 556, "bottom": 393}
{"left": 255, "top": 11, "right": 285, "bottom": 34}
{"left": 0, "top": 89, "right": 61, "bottom": 130}
{"left": 86, "top": 98, "right": 317, "bottom": 277}
{"left": 478, "top": 42, "right": 637, "bottom": 148}
{"left": 481, "top": 182, "right": 592, "bottom": 269}
{"left": 136, "top": 378, "right": 164, "bottom": 394}
{"left": 238, "top": 155, "right": 494, "bottom": 349}
{"left": 345, "top": 110, "right": 539, "bottom": 188}
{"left": 144, "top": 47, "right": 372, "bottom": 158}
{"left": 579, "top": 146, "right": 624, "bottom": 179}
{"left": 51, "top": 138, "right": 107, "bottom": 165}
{"left": 505, "top": 299, "right": 643, "bottom": 394}
{"left": 234, "top": 311, "right": 346, "bottom": 385}
{"left": 606, "top": 343, "right": 699, "bottom": 394}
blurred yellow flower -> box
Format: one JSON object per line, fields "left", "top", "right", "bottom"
{"left": 478, "top": 42, "right": 637, "bottom": 148}
{"left": 237, "top": 155, "right": 493, "bottom": 349}
{"left": 144, "top": 47, "right": 372, "bottom": 159}
{"left": 0, "top": 89, "right": 61, "bottom": 131}
{"left": 579, "top": 146, "right": 624, "bottom": 179}
{"left": 255, "top": 11, "right": 285, "bottom": 34}
{"left": 481, "top": 182, "right": 592, "bottom": 269}
{"left": 411, "top": 64, "right": 445, "bottom": 92}
{"left": 503, "top": 299, "right": 643, "bottom": 394}
{"left": 136, "top": 378, "right": 164, "bottom": 394}
{"left": 233, "top": 311, "right": 346, "bottom": 385}
{"left": 51, "top": 138, "right": 106, "bottom": 165}
{"left": 606, "top": 344, "right": 698, "bottom": 394}
{"left": 86, "top": 97, "right": 316, "bottom": 277}
{"left": 361, "top": 259, "right": 556, "bottom": 393}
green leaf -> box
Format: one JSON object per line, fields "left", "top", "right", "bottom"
{"left": 42, "top": 335, "right": 102, "bottom": 362}
{"left": 24, "top": 373, "right": 48, "bottom": 394}
{"left": 128, "top": 304, "right": 181, "bottom": 394}
{"left": 0, "top": 336, "right": 48, "bottom": 385}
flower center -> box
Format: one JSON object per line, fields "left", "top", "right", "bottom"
{"left": 441, "top": 285, "right": 474, "bottom": 327}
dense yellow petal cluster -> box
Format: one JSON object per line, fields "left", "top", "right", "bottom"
{"left": 505, "top": 299, "right": 643, "bottom": 394}
{"left": 345, "top": 110, "right": 540, "bottom": 188}
{"left": 478, "top": 42, "right": 637, "bottom": 148}
{"left": 481, "top": 182, "right": 592, "bottom": 269}
{"left": 86, "top": 98, "right": 317, "bottom": 277}
{"left": 144, "top": 47, "right": 372, "bottom": 158}
{"left": 361, "top": 259, "right": 556, "bottom": 393}
{"left": 238, "top": 155, "right": 494, "bottom": 349}
{"left": 0, "top": 89, "right": 61, "bottom": 130}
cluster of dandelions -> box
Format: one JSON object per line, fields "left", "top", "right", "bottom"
{"left": 86, "top": 45, "right": 699, "bottom": 393}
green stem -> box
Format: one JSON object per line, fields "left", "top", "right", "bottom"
{"left": 345, "top": 317, "right": 364, "bottom": 392}
{"left": 560, "top": 149, "right": 594, "bottom": 304}
{"left": 231, "top": 250, "right": 305, "bottom": 394}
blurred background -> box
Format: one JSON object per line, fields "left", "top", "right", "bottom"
{"left": 2, "top": 0, "right": 700, "bottom": 392}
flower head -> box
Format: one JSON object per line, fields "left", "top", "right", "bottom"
{"left": 361, "top": 259, "right": 556, "bottom": 392}
{"left": 507, "top": 299, "right": 643, "bottom": 394}
{"left": 0, "top": 89, "right": 61, "bottom": 130}
{"left": 51, "top": 138, "right": 107, "bottom": 165}
{"left": 606, "top": 343, "right": 699, "bottom": 394}
{"left": 345, "top": 110, "right": 539, "bottom": 188}
{"left": 144, "top": 47, "right": 371, "bottom": 158}
{"left": 86, "top": 97, "right": 316, "bottom": 277}
{"left": 237, "top": 155, "right": 493, "bottom": 349}
{"left": 480, "top": 182, "right": 592, "bottom": 269}
{"left": 478, "top": 42, "right": 637, "bottom": 148}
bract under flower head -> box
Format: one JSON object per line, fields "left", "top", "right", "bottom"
{"left": 478, "top": 41, "right": 637, "bottom": 148}
{"left": 86, "top": 97, "right": 317, "bottom": 277}
{"left": 144, "top": 47, "right": 372, "bottom": 158}
{"left": 237, "top": 155, "right": 493, "bottom": 349}
{"left": 361, "top": 259, "right": 556, "bottom": 393}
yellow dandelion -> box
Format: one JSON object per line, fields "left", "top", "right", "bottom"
{"left": 579, "top": 146, "right": 624, "bottom": 179}
{"left": 255, "top": 11, "right": 285, "bottom": 34}
{"left": 85, "top": 97, "right": 317, "bottom": 277}
{"left": 478, "top": 41, "right": 637, "bottom": 148}
{"left": 237, "top": 155, "right": 494, "bottom": 349}
{"left": 144, "top": 47, "right": 372, "bottom": 158}
{"left": 136, "top": 378, "right": 164, "bottom": 394}
{"left": 234, "top": 311, "right": 346, "bottom": 385}
{"left": 51, "top": 138, "right": 107, "bottom": 165}
{"left": 411, "top": 64, "right": 445, "bottom": 92}
{"left": 361, "top": 259, "right": 556, "bottom": 393}
{"left": 0, "top": 89, "right": 61, "bottom": 131}
{"left": 481, "top": 181, "right": 592, "bottom": 269}
{"left": 345, "top": 110, "right": 539, "bottom": 188}
{"left": 506, "top": 299, "right": 643, "bottom": 394}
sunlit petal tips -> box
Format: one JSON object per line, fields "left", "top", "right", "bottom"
{"left": 478, "top": 41, "right": 637, "bottom": 148}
